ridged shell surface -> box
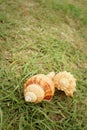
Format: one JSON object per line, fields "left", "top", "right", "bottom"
{"left": 24, "top": 74, "right": 55, "bottom": 101}
{"left": 53, "top": 71, "right": 76, "bottom": 96}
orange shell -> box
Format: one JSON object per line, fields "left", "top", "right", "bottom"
{"left": 24, "top": 74, "right": 55, "bottom": 102}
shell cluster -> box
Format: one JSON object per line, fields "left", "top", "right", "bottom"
{"left": 24, "top": 71, "right": 76, "bottom": 103}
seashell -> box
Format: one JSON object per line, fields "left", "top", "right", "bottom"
{"left": 24, "top": 72, "right": 55, "bottom": 103}
{"left": 53, "top": 71, "right": 76, "bottom": 97}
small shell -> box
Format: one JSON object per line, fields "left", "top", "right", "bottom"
{"left": 24, "top": 73, "right": 55, "bottom": 103}
{"left": 53, "top": 71, "right": 76, "bottom": 96}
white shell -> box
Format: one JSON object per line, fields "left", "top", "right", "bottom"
{"left": 53, "top": 71, "right": 76, "bottom": 96}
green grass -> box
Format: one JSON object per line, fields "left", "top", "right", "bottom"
{"left": 0, "top": 0, "right": 87, "bottom": 130}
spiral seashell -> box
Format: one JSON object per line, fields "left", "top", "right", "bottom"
{"left": 24, "top": 72, "right": 55, "bottom": 103}
{"left": 53, "top": 71, "right": 76, "bottom": 97}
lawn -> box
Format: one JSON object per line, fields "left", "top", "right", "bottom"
{"left": 0, "top": 0, "right": 87, "bottom": 130}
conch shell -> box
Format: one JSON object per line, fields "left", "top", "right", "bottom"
{"left": 24, "top": 72, "right": 55, "bottom": 103}
{"left": 53, "top": 71, "right": 76, "bottom": 97}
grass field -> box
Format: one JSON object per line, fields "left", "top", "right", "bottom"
{"left": 0, "top": 0, "right": 87, "bottom": 130}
